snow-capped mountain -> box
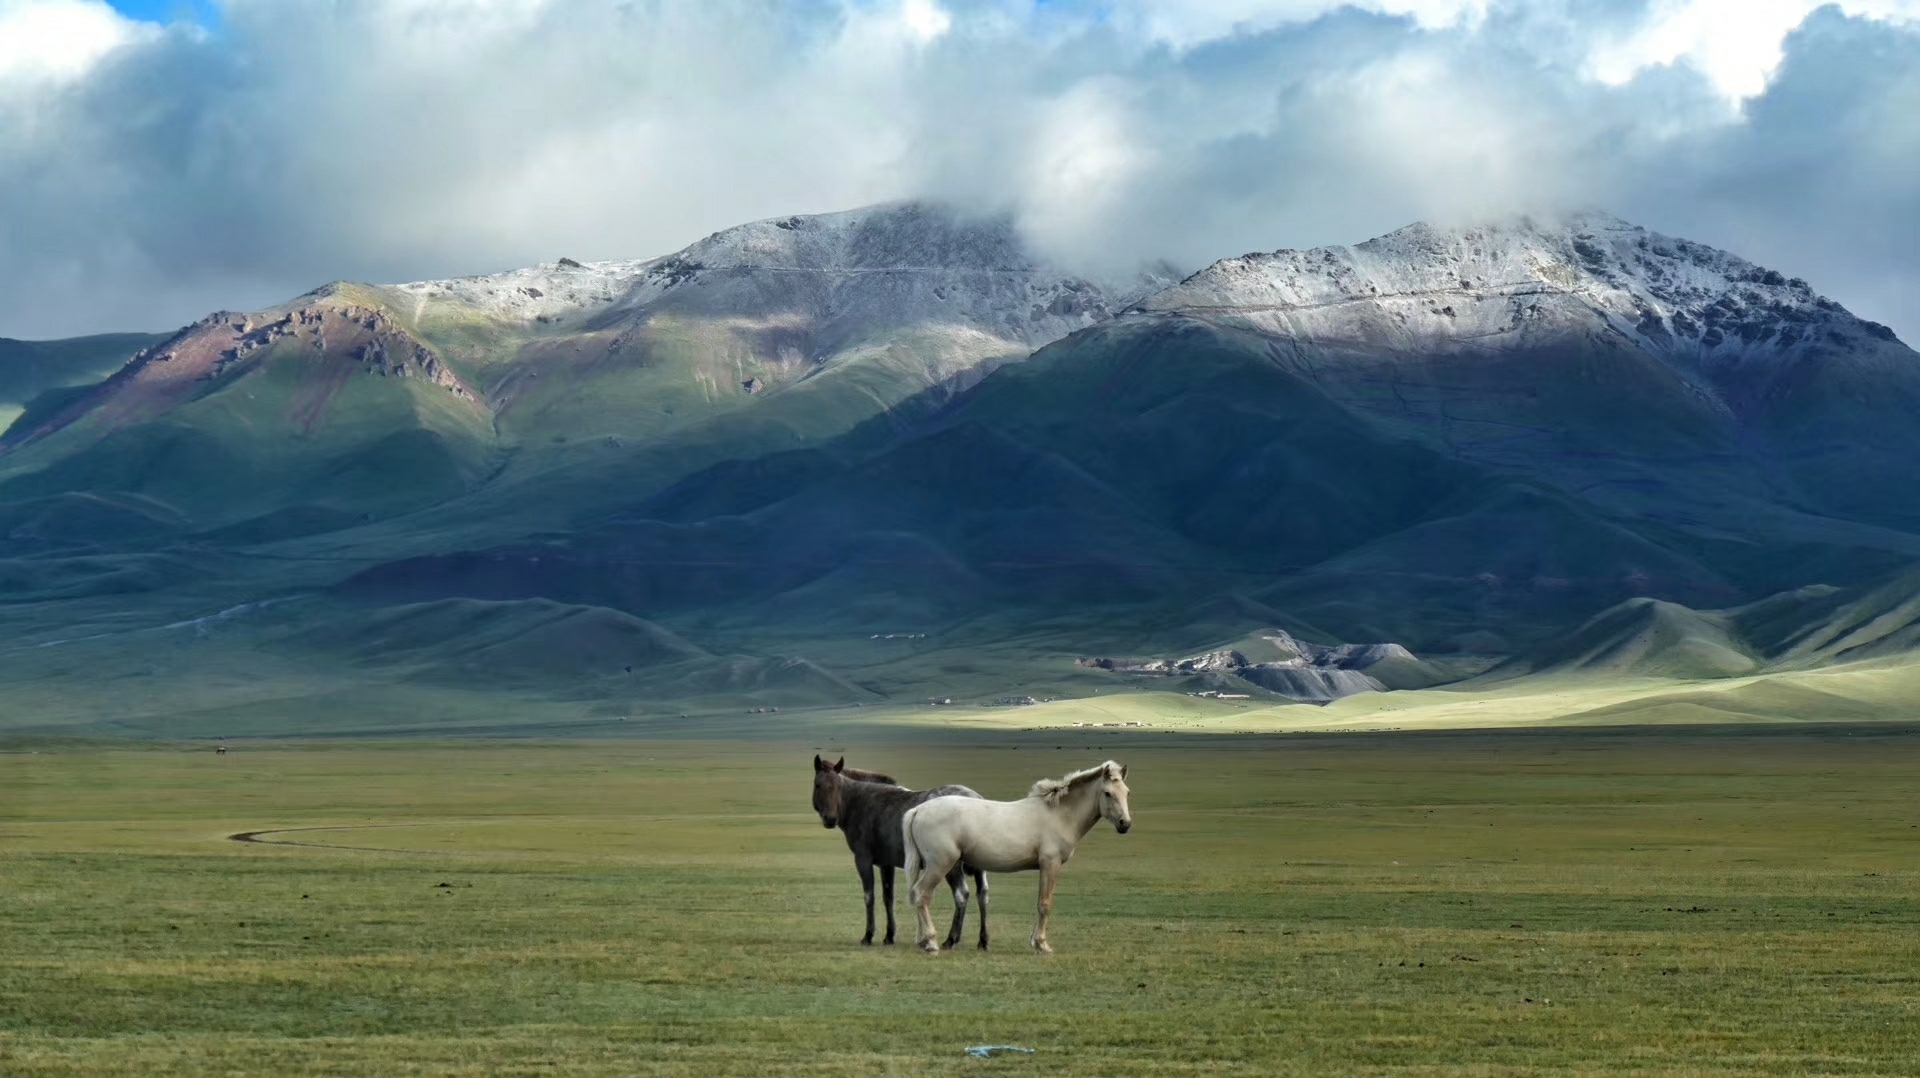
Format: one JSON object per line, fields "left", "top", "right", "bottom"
{"left": 1136, "top": 211, "right": 1908, "bottom": 418}
{"left": 1118, "top": 211, "right": 1920, "bottom": 540}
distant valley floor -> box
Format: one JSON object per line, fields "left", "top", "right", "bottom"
{"left": 3, "top": 647, "right": 1918, "bottom": 741}
{"left": 4, "top": 731, "right": 1918, "bottom": 1076}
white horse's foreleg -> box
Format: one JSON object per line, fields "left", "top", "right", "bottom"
{"left": 1031, "top": 858, "right": 1060, "bottom": 955}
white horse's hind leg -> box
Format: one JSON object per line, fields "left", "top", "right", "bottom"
{"left": 902, "top": 807, "right": 953, "bottom": 955}
{"left": 909, "top": 857, "right": 954, "bottom": 954}
{"left": 910, "top": 849, "right": 956, "bottom": 949}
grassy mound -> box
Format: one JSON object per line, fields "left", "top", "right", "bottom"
{"left": 1751, "top": 567, "right": 1920, "bottom": 667}
{"left": 1498, "top": 597, "right": 1759, "bottom": 680}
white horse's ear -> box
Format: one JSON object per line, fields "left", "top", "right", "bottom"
{"left": 1120, "top": 763, "right": 1129, "bottom": 779}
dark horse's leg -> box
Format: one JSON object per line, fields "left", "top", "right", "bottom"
{"left": 941, "top": 863, "right": 971, "bottom": 950}
{"left": 972, "top": 867, "right": 990, "bottom": 950}
{"left": 880, "top": 864, "right": 897, "bottom": 945}
{"left": 857, "top": 855, "right": 877, "bottom": 946}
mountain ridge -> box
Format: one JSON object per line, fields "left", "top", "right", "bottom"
{"left": 2, "top": 203, "right": 1919, "bottom": 732}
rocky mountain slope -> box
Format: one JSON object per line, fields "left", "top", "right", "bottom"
{"left": 0, "top": 203, "right": 1168, "bottom": 546}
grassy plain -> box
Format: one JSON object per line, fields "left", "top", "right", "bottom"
{"left": 4, "top": 727, "right": 1920, "bottom": 1076}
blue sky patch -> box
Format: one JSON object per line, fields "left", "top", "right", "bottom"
{"left": 108, "top": 0, "right": 215, "bottom": 26}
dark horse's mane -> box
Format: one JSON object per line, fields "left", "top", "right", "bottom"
{"left": 841, "top": 766, "right": 898, "bottom": 786}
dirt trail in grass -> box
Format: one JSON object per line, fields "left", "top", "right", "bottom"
{"left": 228, "top": 824, "right": 438, "bottom": 854}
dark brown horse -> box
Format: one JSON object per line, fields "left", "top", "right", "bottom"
{"left": 812, "top": 755, "right": 990, "bottom": 948}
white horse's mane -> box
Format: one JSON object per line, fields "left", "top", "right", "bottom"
{"left": 1028, "top": 760, "right": 1122, "bottom": 805}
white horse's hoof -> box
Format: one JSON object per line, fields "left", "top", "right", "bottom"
{"left": 1031, "top": 940, "right": 1053, "bottom": 955}
{"left": 918, "top": 940, "right": 941, "bottom": 955}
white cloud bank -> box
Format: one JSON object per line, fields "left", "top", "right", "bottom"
{"left": 1588, "top": 0, "right": 1920, "bottom": 100}
{"left": 0, "top": 0, "right": 147, "bottom": 84}
{"left": 1, "top": 0, "right": 1918, "bottom": 342}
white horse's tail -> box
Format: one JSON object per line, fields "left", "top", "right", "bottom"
{"left": 901, "top": 804, "right": 924, "bottom": 892}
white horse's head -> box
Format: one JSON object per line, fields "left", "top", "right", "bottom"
{"left": 1095, "top": 761, "right": 1132, "bottom": 834}
{"left": 1032, "top": 760, "right": 1133, "bottom": 832}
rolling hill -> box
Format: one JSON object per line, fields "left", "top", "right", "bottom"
{"left": 1487, "top": 566, "right": 1920, "bottom": 684}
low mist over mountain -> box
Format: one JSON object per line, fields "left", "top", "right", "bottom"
{"left": 2, "top": 203, "right": 1916, "bottom": 735}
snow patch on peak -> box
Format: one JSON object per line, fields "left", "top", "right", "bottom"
{"left": 1138, "top": 211, "right": 1903, "bottom": 359}
{"left": 390, "top": 258, "right": 654, "bottom": 324}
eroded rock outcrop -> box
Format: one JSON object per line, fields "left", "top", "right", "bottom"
{"left": 0, "top": 297, "right": 478, "bottom": 451}
{"left": 1076, "top": 629, "right": 1435, "bottom": 703}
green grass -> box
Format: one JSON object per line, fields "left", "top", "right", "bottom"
{"left": 5, "top": 729, "right": 1920, "bottom": 1075}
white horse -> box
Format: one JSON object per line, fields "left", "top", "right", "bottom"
{"left": 901, "top": 760, "right": 1131, "bottom": 955}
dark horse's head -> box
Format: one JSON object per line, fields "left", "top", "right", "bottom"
{"left": 812, "top": 755, "right": 848, "bottom": 829}
{"left": 813, "top": 755, "right": 901, "bottom": 829}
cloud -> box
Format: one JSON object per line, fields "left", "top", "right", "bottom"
{"left": 1588, "top": 0, "right": 1920, "bottom": 101}
{"left": 1, "top": 0, "right": 1918, "bottom": 344}
{"left": 1104, "top": 0, "right": 1493, "bottom": 46}
{"left": 0, "top": 0, "right": 149, "bottom": 84}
